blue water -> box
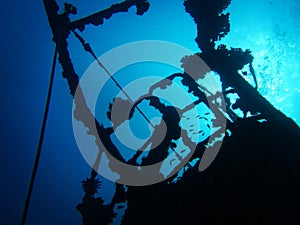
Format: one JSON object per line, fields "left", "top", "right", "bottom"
{"left": 71, "top": 0, "right": 300, "bottom": 223}
{"left": 1, "top": 0, "right": 299, "bottom": 225}
{"left": 67, "top": 0, "right": 300, "bottom": 125}
{"left": 219, "top": 0, "right": 300, "bottom": 125}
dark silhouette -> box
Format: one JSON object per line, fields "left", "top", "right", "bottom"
{"left": 43, "top": 1, "right": 150, "bottom": 224}
{"left": 68, "top": 0, "right": 150, "bottom": 31}
{"left": 127, "top": 96, "right": 181, "bottom": 166}
{"left": 76, "top": 171, "right": 116, "bottom": 225}
{"left": 114, "top": 1, "right": 300, "bottom": 224}
{"left": 43, "top": 0, "right": 300, "bottom": 224}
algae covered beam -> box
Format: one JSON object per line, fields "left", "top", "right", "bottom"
{"left": 68, "top": 0, "right": 150, "bottom": 31}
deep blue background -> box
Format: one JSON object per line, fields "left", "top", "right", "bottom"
{"left": 0, "top": 0, "right": 299, "bottom": 225}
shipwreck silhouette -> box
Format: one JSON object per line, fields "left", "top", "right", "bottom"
{"left": 40, "top": 0, "right": 300, "bottom": 224}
